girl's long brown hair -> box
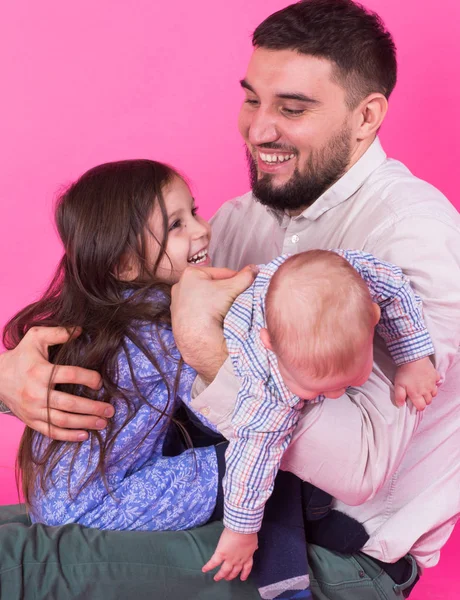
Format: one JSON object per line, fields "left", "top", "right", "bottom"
{"left": 3, "top": 159, "right": 187, "bottom": 505}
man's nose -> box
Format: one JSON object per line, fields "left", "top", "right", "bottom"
{"left": 248, "top": 107, "right": 280, "bottom": 147}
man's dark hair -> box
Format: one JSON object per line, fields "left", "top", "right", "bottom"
{"left": 253, "top": 0, "right": 397, "bottom": 107}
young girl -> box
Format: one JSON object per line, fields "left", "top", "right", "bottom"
{"left": 3, "top": 159, "right": 227, "bottom": 530}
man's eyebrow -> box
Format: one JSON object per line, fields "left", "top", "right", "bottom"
{"left": 240, "top": 79, "right": 255, "bottom": 93}
{"left": 276, "top": 92, "right": 320, "bottom": 104}
{"left": 240, "top": 79, "right": 319, "bottom": 104}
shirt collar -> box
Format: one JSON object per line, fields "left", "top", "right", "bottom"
{"left": 267, "top": 137, "right": 387, "bottom": 227}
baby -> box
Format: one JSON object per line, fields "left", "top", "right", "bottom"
{"left": 203, "top": 249, "right": 439, "bottom": 584}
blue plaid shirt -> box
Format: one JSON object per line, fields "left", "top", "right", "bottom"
{"left": 223, "top": 250, "right": 435, "bottom": 533}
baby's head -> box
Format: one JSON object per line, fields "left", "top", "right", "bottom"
{"left": 261, "top": 250, "right": 380, "bottom": 399}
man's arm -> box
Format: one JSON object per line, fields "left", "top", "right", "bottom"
{"left": 170, "top": 264, "right": 258, "bottom": 383}
{"left": 0, "top": 326, "right": 113, "bottom": 441}
{"left": 368, "top": 214, "right": 460, "bottom": 381}
{"left": 191, "top": 214, "right": 460, "bottom": 505}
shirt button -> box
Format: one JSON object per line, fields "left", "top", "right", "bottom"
{"left": 291, "top": 234, "right": 300, "bottom": 243}
{"left": 200, "top": 406, "right": 210, "bottom": 416}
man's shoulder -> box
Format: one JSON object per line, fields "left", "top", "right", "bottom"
{"left": 210, "top": 191, "right": 265, "bottom": 226}
{"left": 209, "top": 191, "right": 275, "bottom": 269}
{"left": 369, "top": 158, "right": 455, "bottom": 218}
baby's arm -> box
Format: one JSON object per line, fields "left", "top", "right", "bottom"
{"left": 336, "top": 250, "right": 440, "bottom": 410}
{"left": 202, "top": 528, "right": 258, "bottom": 582}
{"left": 203, "top": 373, "right": 302, "bottom": 581}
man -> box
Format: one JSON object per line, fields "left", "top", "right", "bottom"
{"left": 0, "top": 1, "right": 459, "bottom": 598}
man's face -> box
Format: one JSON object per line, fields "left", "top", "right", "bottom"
{"left": 238, "top": 48, "right": 356, "bottom": 213}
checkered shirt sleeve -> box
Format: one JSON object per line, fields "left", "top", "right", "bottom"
{"left": 223, "top": 256, "right": 307, "bottom": 533}
{"left": 334, "top": 250, "right": 435, "bottom": 365}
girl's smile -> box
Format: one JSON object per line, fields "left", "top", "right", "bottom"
{"left": 148, "top": 176, "right": 212, "bottom": 283}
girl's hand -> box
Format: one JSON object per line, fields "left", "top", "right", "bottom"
{"left": 202, "top": 527, "right": 258, "bottom": 582}
{"left": 394, "top": 357, "right": 441, "bottom": 411}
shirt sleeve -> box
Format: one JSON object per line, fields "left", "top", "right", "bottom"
{"left": 30, "top": 325, "right": 219, "bottom": 531}
{"left": 334, "top": 249, "right": 435, "bottom": 365}
{"left": 368, "top": 214, "right": 460, "bottom": 381}
{"left": 223, "top": 375, "right": 302, "bottom": 533}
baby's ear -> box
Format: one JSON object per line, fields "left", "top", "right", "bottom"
{"left": 260, "top": 328, "right": 273, "bottom": 351}
{"left": 372, "top": 302, "right": 381, "bottom": 326}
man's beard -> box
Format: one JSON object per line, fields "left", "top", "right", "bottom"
{"left": 247, "top": 124, "right": 352, "bottom": 213}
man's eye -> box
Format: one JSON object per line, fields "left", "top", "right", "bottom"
{"left": 244, "top": 98, "right": 259, "bottom": 106}
{"left": 169, "top": 220, "right": 181, "bottom": 231}
{"left": 282, "top": 108, "right": 305, "bottom": 116}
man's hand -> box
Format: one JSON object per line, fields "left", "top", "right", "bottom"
{"left": 394, "top": 357, "right": 441, "bottom": 411}
{"left": 171, "top": 265, "right": 258, "bottom": 383}
{"left": 0, "top": 326, "right": 112, "bottom": 441}
{"left": 202, "top": 528, "right": 258, "bottom": 582}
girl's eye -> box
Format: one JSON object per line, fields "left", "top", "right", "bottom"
{"left": 169, "top": 219, "right": 181, "bottom": 231}
{"left": 244, "top": 98, "right": 259, "bottom": 107}
{"left": 191, "top": 205, "right": 199, "bottom": 217}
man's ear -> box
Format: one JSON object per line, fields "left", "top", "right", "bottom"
{"left": 355, "top": 93, "right": 388, "bottom": 141}
{"left": 260, "top": 328, "right": 273, "bottom": 351}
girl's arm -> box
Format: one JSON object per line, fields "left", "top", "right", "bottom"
{"left": 30, "top": 326, "right": 220, "bottom": 531}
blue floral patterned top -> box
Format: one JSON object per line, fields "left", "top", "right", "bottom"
{"left": 29, "top": 321, "right": 219, "bottom": 531}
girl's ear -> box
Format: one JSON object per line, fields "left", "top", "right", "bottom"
{"left": 260, "top": 328, "right": 273, "bottom": 351}
{"left": 116, "top": 254, "right": 138, "bottom": 281}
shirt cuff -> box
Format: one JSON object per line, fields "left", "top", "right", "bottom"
{"left": 191, "top": 375, "right": 208, "bottom": 399}
{"left": 190, "top": 356, "right": 240, "bottom": 440}
{"left": 223, "top": 502, "right": 264, "bottom": 534}
{"left": 386, "top": 330, "right": 435, "bottom": 366}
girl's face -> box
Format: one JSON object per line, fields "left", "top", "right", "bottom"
{"left": 148, "top": 176, "right": 212, "bottom": 284}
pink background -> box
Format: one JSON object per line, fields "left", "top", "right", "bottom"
{"left": 0, "top": 1, "right": 459, "bottom": 597}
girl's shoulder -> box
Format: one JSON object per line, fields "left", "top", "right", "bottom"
{"left": 122, "top": 322, "right": 178, "bottom": 366}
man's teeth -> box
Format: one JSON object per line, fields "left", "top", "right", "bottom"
{"left": 259, "top": 152, "right": 295, "bottom": 164}
{"left": 188, "top": 249, "right": 208, "bottom": 264}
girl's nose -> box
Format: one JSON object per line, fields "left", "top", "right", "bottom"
{"left": 191, "top": 216, "right": 210, "bottom": 240}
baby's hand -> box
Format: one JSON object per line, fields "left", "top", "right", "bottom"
{"left": 202, "top": 527, "right": 258, "bottom": 582}
{"left": 394, "top": 357, "right": 440, "bottom": 411}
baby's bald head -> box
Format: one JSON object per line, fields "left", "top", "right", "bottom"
{"left": 264, "top": 251, "right": 379, "bottom": 382}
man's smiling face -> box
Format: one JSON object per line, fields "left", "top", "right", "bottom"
{"left": 238, "top": 48, "right": 356, "bottom": 214}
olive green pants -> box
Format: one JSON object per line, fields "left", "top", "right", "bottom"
{"left": 0, "top": 505, "right": 418, "bottom": 599}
